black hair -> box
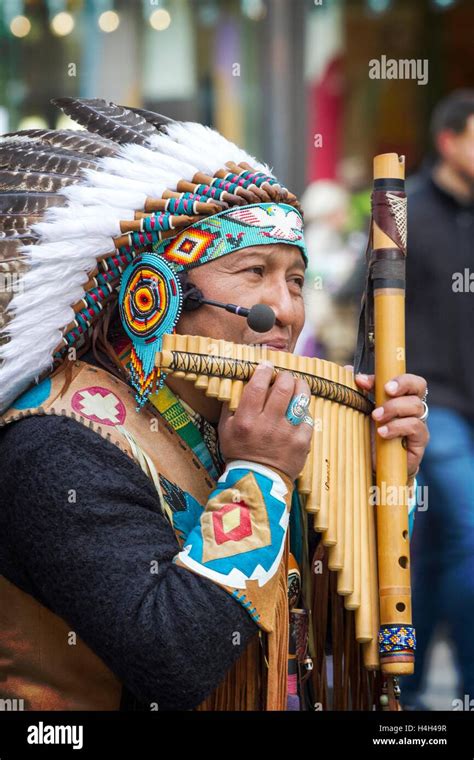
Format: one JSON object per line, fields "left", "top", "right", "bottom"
{"left": 431, "top": 90, "right": 474, "bottom": 147}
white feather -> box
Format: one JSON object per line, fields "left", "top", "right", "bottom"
{"left": 148, "top": 132, "right": 213, "bottom": 174}
{"left": 61, "top": 184, "right": 147, "bottom": 209}
{"left": 44, "top": 203, "right": 134, "bottom": 223}
{"left": 96, "top": 158, "right": 182, "bottom": 190}
{"left": 15, "top": 238, "right": 111, "bottom": 267}
{"left": 118, "top": 142, "right": 196, "bottom": 179}
{"left": 0, "top": 275, "right": 86, "bottom": 413}
{"left": 33, "top": 214, "right": 124, "bottom": 242}
{"left": 78, "top": 168, "right": 170, "bottom": 199}
{"left": 0, "top": 236, "right": 99, "bottom": 412}
{"left": 164, "top": 122, "right": 275, "bottom": 177}
{"left": 0, "top": 330, "right": 66, "bottom": 413}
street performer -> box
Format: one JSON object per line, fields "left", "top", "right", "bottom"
{"left": 0, "top": 98, "right": 428, "bottom": 711}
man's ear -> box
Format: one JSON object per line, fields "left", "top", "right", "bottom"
{"left": 179, "top": 273, "right": 204, "bottom": 313}
{"left": 436, "top": 129, "right": 456, "bottom": 159}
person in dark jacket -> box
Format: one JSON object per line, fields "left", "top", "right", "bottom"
{"left": 402, "top": 90, "right": 474, "bottom": 709}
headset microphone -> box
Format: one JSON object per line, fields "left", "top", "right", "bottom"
{"left": 182, "top": 284, "right": 276, "bottom": 333}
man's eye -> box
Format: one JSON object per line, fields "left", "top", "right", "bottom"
{"left": 291, "top": 277, "right": 305, "bottom": 289}
{"left": 243, "top": 268, "right": 303, "bottom": 288}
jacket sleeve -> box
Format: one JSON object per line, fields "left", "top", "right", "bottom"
{"left": 173, "top": 459, "right": 294, "bottom": 632}
{"left": 0, "top": 414, "right": 259, "bottom": 710}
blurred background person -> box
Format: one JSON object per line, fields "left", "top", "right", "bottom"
{"left": 401, "top": 89, "right": 474, "bottom": 710}
{"left": 338, "top": 155, "right": 371, "bottom": 249}
{"left": 295, "top": 179, "right": 360, "bottom": 364}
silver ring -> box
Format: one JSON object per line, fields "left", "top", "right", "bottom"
{"left": 302, "top": 414, "right": 314, "bottom": 429}
{"left": 286, "top": 393, "right": 311, "bottom": 425}
{"left": 419, "top": 400, "right": 429, "bottom": 423}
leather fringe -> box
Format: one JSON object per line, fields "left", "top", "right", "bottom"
{"left": 311, "top": 542, "right": 379, "bottom": 710}
{"left": 196, "top": 534, "right": 290, "bottom": 711}
{"left": 265, "top": 534, "right": 290, "bottom": 710}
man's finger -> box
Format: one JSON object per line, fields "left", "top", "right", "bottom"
{"left": 218, "top": 399, "right": 235, "bottom": 426}
{"left": 384, "top": 373, "right": 427, "bottom": 399}
{"left": 355, "top": 373, "right": 374, "bottom": 391}
{"left": 263, "top": 369, "right": 297, "bottom": 419}
{"left": 371, "top": 395, "right": 424, "bottom": 424}
{"left": 235, "top": 361, "right": 275, "bottom": 417}
{"left": 376, "top": 416, "right": 429, "bottom": 446}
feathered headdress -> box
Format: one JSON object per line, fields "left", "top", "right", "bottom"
{"left": 0, "top": 98, "right": 306, "bottom": 412}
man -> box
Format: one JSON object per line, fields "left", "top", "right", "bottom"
{"left": 0, "top": 98, "right": 428, "bottom": 711}
{"left": 403, "top": 90, "right": 474, "bottom": 708}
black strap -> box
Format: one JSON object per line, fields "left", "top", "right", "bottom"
{"left": 353, "top": 221, "right": 374, "bottom": 378}
{"left": 373, "top": 178, "right": 405, "bottom": 191}
{"left": 353, "top": 246, "right": 406, "bottom": 377}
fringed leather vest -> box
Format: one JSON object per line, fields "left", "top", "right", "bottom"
{"left": 0, "top": 361, "right": 280, "bottom": 710}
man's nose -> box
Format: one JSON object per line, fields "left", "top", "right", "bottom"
{"left": 261, "top": 278, "right": 298, "bottom": 327}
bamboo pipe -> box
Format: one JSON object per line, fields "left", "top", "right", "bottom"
{"left": 314, "top": 360, "right": 335, "bottom": 533}
{"left": 338, "top": 406, "right": 354, "bottom": 596}
{"left": 363, "top": 416, "right": 380, "bottom": 671}
{"left": 355, "top": 411, "right": 372, "bottom": 643}
{"left": 194, "top": 336, "right": 210, "bottom": 391}
{"left": 373, "top": 153, "right": 414, "bottom": 675}
{"left": 328, "top": 364, "right": 347, "bottom": 567}
{"left": 345, "top": 408, "right": 361, "bottom": 612}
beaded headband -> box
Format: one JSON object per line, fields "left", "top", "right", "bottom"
{"left": 155, "top": 202, "right": 307, "bottom": 271}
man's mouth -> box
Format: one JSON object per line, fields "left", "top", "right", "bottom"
{"left": 257, "top": 341, "right": 289, "bottom": 352}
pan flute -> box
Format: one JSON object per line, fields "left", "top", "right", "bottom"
{"left": 155, "top": 333, "right": 411, "bottom": 677}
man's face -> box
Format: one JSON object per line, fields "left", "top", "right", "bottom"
{"left": 176, "top": 243, "right": 306, "bottom": 353}
{"left": 438, "top": 114, "right": 474, "bottom": 182}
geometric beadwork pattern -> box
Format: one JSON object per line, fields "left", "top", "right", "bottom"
{"left": 379, "top": 625, "right": 416, "bottom": 653}
{"left": 212, "top": 501, "right": 253, "bottom": 545}
{"left": 174, "top": 461, "right": 290, "bottom": 591}
{"left": 201, "top": 471, "right": 271, "bottom": 563}
{"left": 161, "top": 227, "right": 220, "bottom": 267}
{"left": 71, "top": 386, "right": 127, "bottom": 426}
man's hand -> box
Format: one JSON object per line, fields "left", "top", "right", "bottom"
{"left": 218, "top": 362, "right": 313, "bottom": 482}
{"left": 351, "top": 371, "right": 429, "bottom": 479}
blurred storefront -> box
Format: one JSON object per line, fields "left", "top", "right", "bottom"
{"left": 0, "top": 0, "right": 306, "bottom": 191}
{"left": 0, "top": 0, "right": 473, "bottom": 190}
